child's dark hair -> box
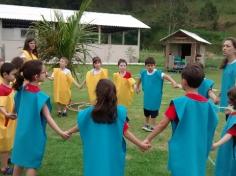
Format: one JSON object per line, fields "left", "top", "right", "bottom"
{"left": 220, "top": 37, "right": 236, "bottom": 69}
{"left": 13, "top": 60, "right": 43, "bottom": 90}
{"left": 0, "top": 63, "right": 16, "bottom": 77}
{"left": 23, "top": 37, "right": 38, "bottom": 57}
{"left": 92, "top": 57, "right": 101, "bottom": 64}
{"left": 228, "top": 87, "right": 236, "bottom": 110}
{"left": 181, "top": 63, "right": 204, "bottom": 88}
{"left": 145, "top": 57, "right": 156, "bottom": 65}
{"left": 118, "top": 58, "right": 127, "bottom": 66}
{"left": 92, "top": 79, "right": 117, "bottom": 124}
{"left": 11, "top": 57, "right": 24, "bottom": 70}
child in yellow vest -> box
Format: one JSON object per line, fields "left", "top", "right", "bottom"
{"left": 49, "top": 57, "right": 81, "bottom": 116}
{"left": 83, "top": 57, "right": 108, "bottom": 104}
{"left": 0, "top": 63, "right": 17, "bottom": 175}
{"left": 113, "top": 59, "right": 136, "bottom": 108}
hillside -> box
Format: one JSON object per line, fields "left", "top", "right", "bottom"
{"left": 0, "top": 0, "right": 236, "bottom": 52}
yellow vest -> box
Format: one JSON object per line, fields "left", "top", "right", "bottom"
{"left": 22, "top": 50, "right": 38, "bottom": 62}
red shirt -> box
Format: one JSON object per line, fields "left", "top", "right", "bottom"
{"left": 123, "top": 71, "right": 132, "bottom": 79}
{"left": 165, "top": 93, "right": 208, "bottom": 121}
{"left": 123, "top": 122, "right": 129, "bottom": 134}
{"left": 0, "top": 83, "right": 12, "bottom": 96}
{"left": 227, "top": 112, "right": 236, "bottom": 136}
{"left": 25, "top": 84, "right": 40, "bottom": 93}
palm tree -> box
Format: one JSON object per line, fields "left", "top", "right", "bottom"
{"left": 30, "top": 0, "right": 96, "bottom": 80}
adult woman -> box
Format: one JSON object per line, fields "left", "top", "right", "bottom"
{"left": 220, "top": 37, "right": 236, "bottom": 114}
{"left": 21, "top": 38, "right": 38, "bottom": 62}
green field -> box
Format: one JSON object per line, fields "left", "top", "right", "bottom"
{"left": 36, "top": 61, "right": 225, "bottom": 176}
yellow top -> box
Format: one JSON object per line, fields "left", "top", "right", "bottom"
{"left": 0, "top": 86, "right": 16, "bottom": 152}
{"left": 52, "top": 68, "right": 74, "bottom": 105}
{"left": 113, "top": 72, "right": 136, "bottom": 107}
{"left": 22, "top": 50, "right": 38, "bottom": 62}
{"left": 86, "top": 68, "right": 108, "bottom": 104}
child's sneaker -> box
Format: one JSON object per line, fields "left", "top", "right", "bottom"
{"left": 142, "top": 125, "right": 151, "bottom": 132}
{"left": 62, "top": 110, "right": 67, "bottom": 117}
{"left": 57, "top": 111, "right": 62, "bottom": 117}
{"left": 1, "top": 167, "right": 13, "bottom": 175}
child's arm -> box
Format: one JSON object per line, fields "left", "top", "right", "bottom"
{"left": 135, "top": 78, "right": 141, "bottom": 93}
{"left": 66, "top": 125, "right": 79, "bottom": 135}
{"left": 144, "top": 116, "right": 171, "bottom": 143}
{"left": 163, "top": 74, "right": 181, "bottom": 88}
{"left": 212, "top": 133, "right": 232, "bottom": 150}
{"left": 47, "top": 72, "right": 54, "bottom": 81}
{"left": 208, "top": 90, "right": 220, "bottom": 104}
{"left": 79, "top": 79, "right": 86, "bottom": 89}
{"left": 0, "top": 107, "right": 17, "bottom": 120}
{"left": 124, "top": 129, "right": 151, "bottom": 151}
{"left": 42, "top": 105, "right": 70, "bottom": 139}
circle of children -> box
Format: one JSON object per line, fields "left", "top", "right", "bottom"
{"left": 0, "top": 36, "right": 236, "bottom": 176}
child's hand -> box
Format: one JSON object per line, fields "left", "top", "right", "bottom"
{"left": 60, "top": 131, "right": 71, "bottom": 140}
{"left": 139, "top": 139, "right": 151, "bottom": 152}
{"left": 135, "top": 87, "right": 141, "bottom": 94}
{"left": 173, "top": 83, "right": 182, "bottom": 89}
{"left": 213, "top": 97, "right": 220, "bottom": 104}
{"left": 211, "top": 143, "right": 217, "bottom": 151}
{"left": 5, "top": 113, "right": 17, "bottom": 120}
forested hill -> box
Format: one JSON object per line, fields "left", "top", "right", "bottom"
{"left": 0, "top": 0, "right": 236, "bottom": 51}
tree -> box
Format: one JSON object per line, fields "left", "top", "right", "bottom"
{"left": 30, "top": 0, "right": 96, "bottom": 80}
{"left": 159, "top": 0, "right": 189, "bottom": 34}
{"left": 199, "top": 1, "right": 219, "bottom": 29}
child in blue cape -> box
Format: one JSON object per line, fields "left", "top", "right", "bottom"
{"left": 136, "top": 57, "right": 180, "bottom": 132}
{"left": 144, "top": 63, "right": 218, "bottom": 176}
{"left": 212, "top": 86, "right": 236, "bottom": 176}
{"left": 67, "top": 79, "right": 150, "bottom": 176}
{"left": 197, "top": 63, "right": 219, "bottom": 104}
{"left": 11, "top": 60, "right": 69, "bottom": 176}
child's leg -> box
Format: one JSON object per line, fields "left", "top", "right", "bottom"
{"left": 26, "top": 168, "right": 37, "bottom": 176}
{"left": 13, "top": 165, "right": 23, "bottom": 176}
{"left": 57, "top": 103, "right": 62, "bottom": 116}
{"left": 150, "top": 110, "right": 159, "bottom": 129}
{"left": 0, "top": 152, "right": 9, "bottom": 170}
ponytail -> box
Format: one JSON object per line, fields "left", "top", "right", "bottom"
{"left": 13, "top": 70, "right": 24, "bottom": 91}
{"left": 220, "top": 58, "right": 228, "bottom": 69}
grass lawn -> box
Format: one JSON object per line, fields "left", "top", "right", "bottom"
{"left": 37, "top": 64, "right": 225, "bottom": 176}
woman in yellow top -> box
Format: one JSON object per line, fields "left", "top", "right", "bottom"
{"left": 84, "top": 57, "right": 108, "bottom": 104}
{"left": 0, "top": 63, "right": 17, "bottom": 175}
{"left": 113, "top": 59, "right": 136, "bottom": 108}
{"left": 20, "top": 38, "right": 38, "bottom": 62}
{"left": 48, "top": 57, "right": 81, "bottom": 117}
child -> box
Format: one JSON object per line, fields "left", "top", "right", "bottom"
{"left": 197, "top": 63, "right": 219, "bottom": 104}
{"left": 11, "top": 60, "right": 69, "bottom": 176}
{"left": 136, "top": 57, "right": 180, "bottom": 132}
{"left": 84, "top": 57, "right": 108, "bottom": 104}
{"left": 0, "top": 63, "right": 17, "bottom": 175}
{"left": 49, "top": 57, "right": 81, "bottom": 116}
{"left": 113, "top": 58, "right": 136, "bottom": 107}
{"left": 212, "top": 87, "right": 236, "bottom": 176}
{"left": 144, "top": 64, "right": 218, "bottom": 176}
{"left": 66, "top": 79, "right": 150, "bottom": 176}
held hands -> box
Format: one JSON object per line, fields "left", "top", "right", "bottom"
{"left": 5, "top": 113, "right": 17, "bottom": 120}
{"left": 135, "top": 86, "right": 141, "bottom": 94}
{"left": 60, "top": 131, "right": 71, "bottom": 140}
{"left": 173, "top": 83, "right": 182, "bottom": 89}
{"left": 139, "top": 139, "right": 152, "bottom": 152}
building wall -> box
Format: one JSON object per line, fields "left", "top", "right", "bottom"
{"left": 78, "top": 44, "right": 139, "bottom": 63}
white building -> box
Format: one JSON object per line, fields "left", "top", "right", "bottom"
{"left": 0, "top": 4, "right": 150, "bottom": 62}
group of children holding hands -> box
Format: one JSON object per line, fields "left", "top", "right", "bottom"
{"left": 0, "top": 37, "right": 236, "bottom": 176}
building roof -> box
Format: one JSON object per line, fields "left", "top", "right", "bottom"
{"left": 160, "top": 29, "right": 211, "bottom": 45}
{"left": 0, "top": 4, "right": 150, "bottom": 29}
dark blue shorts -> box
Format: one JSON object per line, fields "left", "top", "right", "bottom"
{"left": 144, "top": 109, "right": 159, "bottom": 118}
